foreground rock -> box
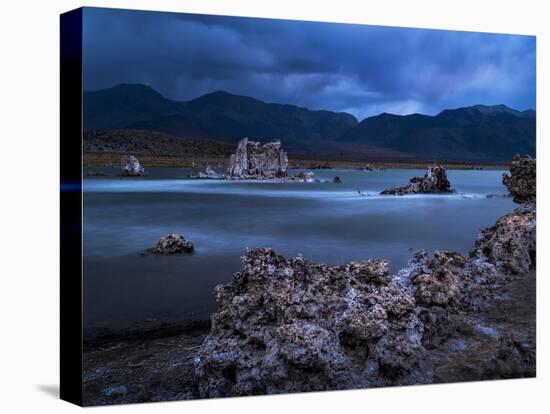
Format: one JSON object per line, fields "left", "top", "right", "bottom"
{"left": 502, "top": 155, "right": 536, "bottom": 203}
{"left": 381, "top": 164, "right": 454, "bottom": 195}
{"left": 470, "top": 202, "right": 535, "bottom": 275}
{"left": 143, "top": 234, "right": 194, "bottom": 255}
{"left": 195, "top": 249, "right": 429, "bottom": 397}
{"left": 195, "top": 156, "right": 535, "bottom": 398}
{"left": 226, "top": 138, "right": 289, "bottom": 179}
{"left": 121, "top": 155, "right": 145, "bottom": 176}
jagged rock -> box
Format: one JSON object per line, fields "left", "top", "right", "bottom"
{"left": 195, "top": 248, "right": 430, "bottom": 398}
{"left": 121, "top": 155, "right": 144, "bottom": 176}
{"left": 398, "top": 250, "right": 501, "bottom": 311}
{"left": 143, "top": 234, "right": 194, "bottom": 255}
{"left": 470, "top": 202, "right": 536, "bottom": 275}
{"left": 417, "top": 306, "right": 457, "bottom": 349}
{"left": 396, "top": 249, "right": 502, "bottom": 349}
{"left": 397, "top": 251, "right": 463, "bottom": 308}
{"left": 333, "top": 176, "right": 343, "bottom": 183}
{"left": 380, "top": 164, "right": 454, "bottom": 195}
{"left": 226, "top": 138, "right": 288, "bottom": 179}
{"left": 502, "top": 155, "right": 536, "bottom": 203}
{"left": 198, "top": 166, "right": 222, "bottom": 179}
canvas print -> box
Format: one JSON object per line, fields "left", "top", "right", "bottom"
{"left": 69, "top": 6, "right": 536, "bottom": 406}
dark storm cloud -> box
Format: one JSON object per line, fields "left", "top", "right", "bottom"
{"left": 83, "top": 7, "right": 536, "bottom": 120}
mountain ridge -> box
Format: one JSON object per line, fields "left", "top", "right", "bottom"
{"left": 83, "top": 84, "right": 536, "bottom": 162}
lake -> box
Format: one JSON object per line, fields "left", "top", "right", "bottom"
{"left": 83, "top": 167, "right": 514, "bottom": 329}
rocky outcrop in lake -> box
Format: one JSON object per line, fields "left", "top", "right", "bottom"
{"left": 226, "top": 138, "right": 289, "bottom": 179}
{"left": 121, "top": 155, "right": 145, "bottom": 176}
{"left": 502, "top": 155, "right": 536, "bottom": 203}
{"left": 380, "top": 164, "right": 454, "bottom": 195}
{"left": 195, "top": 249, "right": 430, "bottom": 397}
{"left": 143, "top": 234, "right": 194, "bottom": 255}
{"left": 224, "top": 138, "right": 323, "bottom": 182}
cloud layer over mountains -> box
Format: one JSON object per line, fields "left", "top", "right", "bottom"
{"left": 83, "top": 7, "right": 536, "bottom": 119}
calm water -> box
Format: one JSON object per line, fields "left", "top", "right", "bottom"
{"left": 83, "top": 167, "right": 514, "bottom": 329}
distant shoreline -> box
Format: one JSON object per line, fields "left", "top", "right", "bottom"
{"left": 83, "top": 152, "right": 508, "bottom": 170}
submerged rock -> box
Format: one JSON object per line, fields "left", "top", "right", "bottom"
{"left": 121, "top": 155, "right": 145, "bottom": 176}
{"left": 144, "top": 234, "right": 194, "bottom": 255}
{"left": 380, "top": 164, "right": 454, "bottom": 195}
{"left": 195, "top": 248, "right": 430, "bottom": 398}
{"left": 294, "top": 171, "right": 320, "bottom": 183}
{"left": 502, "top": 155, "right": 536, "bottom": 203}
{"left": 226, "top": 138, "right": 289, "bottom": 179}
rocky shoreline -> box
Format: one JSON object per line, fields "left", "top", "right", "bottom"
{"left": 82, "top": 155, "right": 536, "bottom": 405}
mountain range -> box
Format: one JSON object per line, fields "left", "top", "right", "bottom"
{"left": 84, "top": 84, "right": 536, "bottom": 162}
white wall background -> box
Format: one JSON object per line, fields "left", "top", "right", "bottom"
{"left": 0, "top": 0, "right": 547, "bottom": 412}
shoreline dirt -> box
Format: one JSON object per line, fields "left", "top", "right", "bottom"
{"left": 83, "top": 152, "right": 507, "bottom": 170}
{"left": 82, "top": 270, "right": 535, "bottom": 406}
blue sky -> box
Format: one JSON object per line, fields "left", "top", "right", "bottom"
{"left": 83, "top": 7, "right": 536, "bottom": 120}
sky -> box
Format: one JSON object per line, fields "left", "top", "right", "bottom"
{"left": 82, "top": 7, "right": 536, "bottom": 121}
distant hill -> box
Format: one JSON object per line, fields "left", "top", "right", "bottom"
{"left": 341, "top": 105, "right": 536, "bottom": 162}
{"left": 83, "top": 84, "right": 536, "bottom": 163}
{"left": 83, "top": 84, "right": 186, "bottom": 129}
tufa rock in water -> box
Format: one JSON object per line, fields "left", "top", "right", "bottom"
{"left": 143, "top": 234, "right": 194, "bottom": 255}
{"left": 380, "top": 164, "right": 454, "bottom": 195}
{"left": 198, "top": 166, "right": 222, "bottom": 179}
{"left": 502, "top": 155, "right": 536, "bottom": 204}
{"left": 121, "top": 155, "right": 145, "bottom": 176}
{"left": 226, "top": 138, "right": 289, "bottom": 179}
{"left": 195, "top": 248, "right": 430, "bottom": 398}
